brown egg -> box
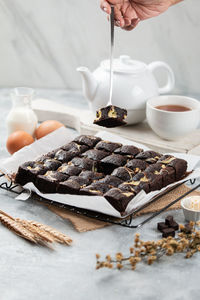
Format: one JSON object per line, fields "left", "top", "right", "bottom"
{"left": 35, "top": 120, "right": 64, "bottom": 139}
{"left": 6, "top": 131, "right": 34, "bottom": 155}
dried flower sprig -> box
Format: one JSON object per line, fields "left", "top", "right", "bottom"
{"left": 0, "top": 209, "right": 73, "bottom": 247}
{"left": 96, "top": 222, "right": 200, "bottom": 271}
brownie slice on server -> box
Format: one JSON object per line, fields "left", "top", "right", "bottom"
{"left": 114, "top": 145, "right": 141, "bottom": 159}
{"left": 15, "top": 161, "right": 48, "bottom": 186}
{"left": 99, "top": 154, "right": 127, "bottom": 174}
{"left": 111, "top": 167, "right": 135, "bottom": 181}
{"left": 95, "top": 140, "right": 122, "bottom": 153}
{"left": 135, "top": 151, "right": 162, "bottom": 164}
{"left": 104, "top": 188, "right": 135, "bottom": 213}
{"left": 57, "top": 176, "right": 91, "bottom": 194}
{"left": 36, "top": 171, "right": 68, "bottom": 193}
{"left": 158, "top": 155, "right": 187, "bottom": 180}
{"left": 73, "top": 135, "right": 101, "bottom": 148}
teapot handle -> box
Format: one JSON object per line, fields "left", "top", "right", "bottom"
{"left": 148, "top": 61, "right": 175, "bottom": 94}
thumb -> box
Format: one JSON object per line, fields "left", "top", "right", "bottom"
{"left": 100, "top": 0, "right": 111, "bottom": 14}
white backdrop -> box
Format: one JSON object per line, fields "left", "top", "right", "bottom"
{"left": 0, "top": 0, "right": 199, "bottom": 96}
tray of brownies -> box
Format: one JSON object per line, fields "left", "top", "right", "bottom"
{"left": 0, "top": 128, "right": 200, "bottom": 218}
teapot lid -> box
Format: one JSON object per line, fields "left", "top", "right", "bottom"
{"left": 100, "top": 55, "right": 147, "bottom": 73}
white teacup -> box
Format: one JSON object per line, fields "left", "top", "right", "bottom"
{"left": 146, "top": 95, "right": 200, "bottom": 140}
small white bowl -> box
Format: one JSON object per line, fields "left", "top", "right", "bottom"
{"left": 181, "top": 196, "right": 200, "bottom": 222}
{"left": 146, "top": 95, "right": 200, "bottom": 140}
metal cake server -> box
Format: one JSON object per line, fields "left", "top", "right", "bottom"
{"left": 107, "top": 5, "right": 115, "bottom": 106}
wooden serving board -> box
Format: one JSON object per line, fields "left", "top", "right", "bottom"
{"left": 32, "top": 98, "right": 200, "bottom": 154}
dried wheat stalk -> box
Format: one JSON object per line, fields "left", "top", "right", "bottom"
{"left": 0, "top": 213, "right": 37, "bottom": 243}
{"left": 27, "top": 220, "right": 73, "bottom": 245}
{"left": 0, "top": 209, "right": 73, "bottom": 247}
{"left": 17, "top": 219, "right": 55, "bottom": 244}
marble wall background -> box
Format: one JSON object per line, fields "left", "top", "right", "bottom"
{"left": 0, "top": 0, "right": 199, "bottom": 96}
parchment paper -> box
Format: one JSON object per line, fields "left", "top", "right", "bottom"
{"left": 0, "top": 127, "right": 200, "bottom": 218}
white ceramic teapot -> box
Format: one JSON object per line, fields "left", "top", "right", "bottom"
{"left": 77, "top": 55, "right": 175, "bottom": 125}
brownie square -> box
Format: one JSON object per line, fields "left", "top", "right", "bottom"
{"left": 82, "top": 149, "right": 109, "bottom": 161}
{"left": 79, "top": 170, "right": 104, "bottom": 181}
{"left": 126, "top": 159, "right": 148, "bottom": 173}
{"left": 70, "top": 157, "right": 98, "bottom": 171}
{"left": 98, "top": 175, "right": 123, "bottom": 187}
{"left": 119, "top": 173, "right": 150, "bottom": 194}
{"left": 15, "top": 161, "right": 48, "bottom": 186}
{"left": 57, "top": 164, "right": 81, "bottom": 176}
{"left": 104, "top": 188, "right": 134, "bottom": 213}
{"left": 135, "top": 151, "right": 161, "bottom": 164}
{"left": 114, "top": 145, "right": 141, "bottom": 158}
{"left": 99, "top": 154, "right": 127, "bottom": 174}
{"left": 144, "top": 170, "right": 163, "bottom": 191}
{"left": 168, "top": 158, "right": 187, "bottom": 180}
{"left": 160, "top": 166, "right": 176, "bottom": 187}
{"left": 95, "top": 141, "right": 122, "bottom": 153}
{"left": 54, "top": 149, "right": 74, "bottom": 163}
{"left": 111, "top": 167, "right": 134, "bottom": 181}
{"left": 36, "top": 171, "right": 68, "bottom": 193}
{"left": 57, "top": 176, "right": 90, "bottom": 194}
{"left": 43, "top": 158, "right": 62, "bottom": 170}
{"left": 73, "top": 135, "right": 101, "bottom": 148}
{"left": 61, "top": 142, "right": 89, "bottom": 155}
{"left": 93, "top": 105, "right": 127, "bottom": 128}
{"left": 80, "top": 182, "right": 110, "bottom": 196}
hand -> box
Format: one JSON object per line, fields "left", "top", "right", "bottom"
{"left": 100, "top": 0, "right": 175, "bottom": 31}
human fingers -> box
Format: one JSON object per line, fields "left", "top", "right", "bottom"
{"left": 100, "top": 0, "right": 111, "bottom": 14}
{"left": 123, "top": 18, "right": 140, "bottom": 31}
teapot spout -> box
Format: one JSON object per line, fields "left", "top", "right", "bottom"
{"left": 77, "top": 67, "right": 98, "bottom": 102}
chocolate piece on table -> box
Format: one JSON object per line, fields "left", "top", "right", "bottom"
{"left": 136, "top": 151, "right": 161, "bottom": 164}
{"left": 104, "top": 188, "right": 134, "bottom": 213}
{"left": 126, "top": 159, "right": 148, "bottom": 174}
{"left": 73, "top": 135, "right": 101, "bottom": 148}
{"left": 114, "top": 145, "right": 141, "bottom": 158}
{"left": 95, "top": 140, "right": 122, "bottom": 153}
{"left": 181, "top": 223, "right": 192, "bottom": 234}
{"left": 162, "top": 227, "right": 175, "bottom": 238}
{"left": 70, "top": 157, "right": 98, "bottom": 171}
{"left": 157, "top": 222, "right": 168, "bottom": 232}
{"left": 170, "top": 221, "right": 179, "bottom": 231}
{"left": 111, "top": 167, "right": 135, "bottom": 181}
{"left": 93, "top": 105, "right": 127, "bottom": 128}
{"left": 57, "top": 176, "right": 90, "bottom": 194}
{"left": 15, "top": 161, "right": 48, "bottom": 186}
{"left": 57, "top": 164, "right": 81, "bottom": 176}
{"left": 61, "top": 142, "right": 89, "bottom": 155}
{"left": 80, "top": 182, "right": 110, "bottom": 196}
{"left": 165, "top": 215, "right": 174, "bottom": 226}
{"left": 54, "top": 149, "right": 74, "bottom": 163}
{"left": 99, "top": 154, "right": 127, "bottom": 174}
{"left": 99, "top": 175, "right": 123, "bottom": 187}
{"left": 82, "top": 149, "right": 109, "bottom": 161}
{"left": 79, "top": 170, "right": 104, "bottom": 181}
{"left": 36, "top": 171, "right": 68, "bottom": 193}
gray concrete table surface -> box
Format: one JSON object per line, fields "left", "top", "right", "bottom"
{"left": 0, "top": 88, "right": 200, "bottom": 300}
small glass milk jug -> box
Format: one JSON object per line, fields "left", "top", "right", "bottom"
{"left": 6, "top": 87, "right": 38, "bottom": 136}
